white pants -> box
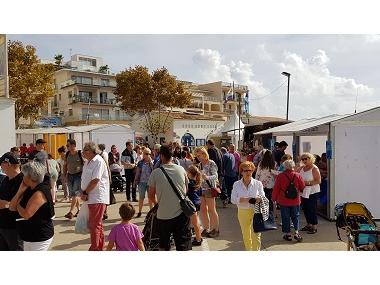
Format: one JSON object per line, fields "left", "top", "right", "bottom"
{"left": 23, "top": 237, "right": 53, "bottom": 251}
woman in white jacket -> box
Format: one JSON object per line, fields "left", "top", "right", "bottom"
{"left": 231, "top": 161, "right": 266, "bottom": 251}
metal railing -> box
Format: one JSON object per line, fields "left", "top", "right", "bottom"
{"left": 60, "top": 79, "right": 116, "bottom": 89}
{"left": 69, "top": 95, "right": 116, "bottom": 105}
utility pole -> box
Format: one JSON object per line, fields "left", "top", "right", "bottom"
{"left": 282, "top": 72, "right": 291, "bottom": 120}
{"left": 238, "top": 92, "right": 241, "bottom": 150}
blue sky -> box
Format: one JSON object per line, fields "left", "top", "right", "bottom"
{"left": 9, "top": 34, "right": 380, "bottom": 120}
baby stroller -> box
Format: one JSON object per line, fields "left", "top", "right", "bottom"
{"left": 142, "top": 205, "right": 174, "bottom": 251}
{"left": 110, "top": 172, "right": 125, "bottom": 193}
{"left": 335, "top": 202, "right": 380, "bottom": 251}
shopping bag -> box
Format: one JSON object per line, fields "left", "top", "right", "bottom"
{"left": 75, "top": 202, "right": 89, "bottom": 234}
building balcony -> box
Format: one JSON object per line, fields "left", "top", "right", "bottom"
{"left": 222, "top": 82, "right": 248, "bottom": 91}
{"left": 79, "top": 114, "right": 129, "bottom": 121}
{"left": 69, "top": 95, "right": 117, "bottom": 105}
{"left": 60, "top": 79, "right": 116, "bottom": 89}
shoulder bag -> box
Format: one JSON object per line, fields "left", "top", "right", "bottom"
{"left": 159, "top": 167, "right": 196, "bottom": 218}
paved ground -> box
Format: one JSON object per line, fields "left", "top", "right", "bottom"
{"left": 50, "top": 190, "right": 347, "bottom": 251}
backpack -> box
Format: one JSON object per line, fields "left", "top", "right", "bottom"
{"left": 66, "top": 150, "right": 84, "bottom": 165}
{"left": 284, "top": 174, "right": 298, "bottom": 199}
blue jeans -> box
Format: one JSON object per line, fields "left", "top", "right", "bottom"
{"left": 280, "top": 205, "right": 300, "bottom": 233}
{"left": 67, "top": 173, "right": 82, "bottom": 198}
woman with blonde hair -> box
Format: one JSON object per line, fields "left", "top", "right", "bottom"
{"left": 298, "top": 152, "right": 321, "bottom": 234}
{"left": 193, "top": 147, "right": 220, "bottom": 238}
{"left": 231, "top": 161, "right": 266, "bottom": 251}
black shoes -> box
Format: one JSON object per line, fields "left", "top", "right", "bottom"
{"left": 136, "top": 212, "right": 142, "bottom": 218}
{"left": 192, "top": 238, "right": 203, "bottom": 246}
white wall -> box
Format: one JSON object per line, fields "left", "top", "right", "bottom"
{"left": 275, "top": 135, "right": 327, "bottom": 157}
{"left": 334, "top": 125, "right": 380, "bottom": 218}
{"left": 0, "top": 98, "right": 16, "bottom": 154}
{"left": 91, "top": 126, "right": 134, "bottom": 153}
{"left": 173, "top": 119, "right": 224, "bottom": 145}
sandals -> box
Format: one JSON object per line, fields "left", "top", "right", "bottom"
{"left": 300, "top": 225, "right": 312, "bottom": 231}
{"left": 294, "top": 233, "right": 303, "bottom": 242}
{"left": 307, "top": 228, "right": 318, "bottom": 234}
{"left": 283, "top": 234, "right": 292, "bottom": 241}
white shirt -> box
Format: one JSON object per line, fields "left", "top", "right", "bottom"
{"left": 300, "top": 166, "right": 320, "bottom": 198}
{"left": 81, "top": 154, "right": 110, "bottom": 205}
{"left": 231, "top": 178, "right": 265, "bottom": 209}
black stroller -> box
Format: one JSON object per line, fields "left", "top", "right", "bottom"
{"left": 110, "top": 172, "right": 125, "bottom": 192}
{"left": 142, "top": 205, "right": 174, "bottom": 251}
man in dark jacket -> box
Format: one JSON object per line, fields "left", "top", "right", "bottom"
{"left": 206, "top": 139, "right": 223, "bottom": 178}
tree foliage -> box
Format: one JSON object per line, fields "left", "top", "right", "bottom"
{"left": 8, "top": 40, "right": 55, "bottom": 127}
{"left": 99, "top": 65, "right": 109, "bottom": 74}
{"left": 115, "top": 66, "right": 191, "bottom": 140}
{"left": 54, "top": 54, "right": 63, "bottom": 66}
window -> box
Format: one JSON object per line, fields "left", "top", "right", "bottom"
{"left": 59, "top": 94, "right": 61, "bottom": 101}
{"left": 72, "top": 76, "right": 92, "bottom": 85}
{"left": 101, "top": 79, "right": 109, "bottom": 87}
{"left": 78, "top": 57, "right": 97, "bottom": 67}
{"left": 100, "top": 92, "right": 108, "bottom": 104}
{"left": 68, "top": 109, "right": 73, "bottom": 116}
{"left": 68, "top": 91, "right": 72, "bottom": 98}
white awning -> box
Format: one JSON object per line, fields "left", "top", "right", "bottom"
{"left": 254, "top": 114, "right": 351, "bottom": 136}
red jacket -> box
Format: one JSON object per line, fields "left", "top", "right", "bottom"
{"left": 272, "top": 170, "right": 305, "bottom": 206}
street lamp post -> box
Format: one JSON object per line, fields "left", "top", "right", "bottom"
{"left": 281, "top": 71, "right": 291, "bottom": 121}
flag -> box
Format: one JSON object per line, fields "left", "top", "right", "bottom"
{"left": 244, "top": 90, "right": 249, "bottom": 113}
{"left": 225, "top": 87, "right": 234, "bottom": 102}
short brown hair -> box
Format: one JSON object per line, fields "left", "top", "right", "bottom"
{"left": 239, "top": 161, "right": 256, "bottom": 175}
{"left": 119, "top": 202, "right": 135, "bottom": 221}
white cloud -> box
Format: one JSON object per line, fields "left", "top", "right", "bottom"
{"left": 193, "top": 47, "right": 376, "bottom": 120}
{"left": 276, "top": 49, "right": 375, "bottom": 119}
{"left": 365, "top": 34, "right": 380, "bottom": 43}
{"left": 193, "top": 48, "right": 268, "bottom": 96}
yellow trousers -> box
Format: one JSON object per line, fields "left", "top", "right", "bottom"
{"left": 238, "top": 208, "right": 261, "bottom": 251}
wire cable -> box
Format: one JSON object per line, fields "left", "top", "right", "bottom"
{"left": 249, "top": 80, "right": 287, "bottom": 101}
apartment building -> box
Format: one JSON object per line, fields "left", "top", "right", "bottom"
{"left": 48, "top": 54, "right": 251, "bottom": 145}
{"left": 50, "top": 54, "right": 130, "bottom": 126}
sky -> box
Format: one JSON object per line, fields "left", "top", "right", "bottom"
{"left": 9, "top": 34, "right": 380, "bottom": 120}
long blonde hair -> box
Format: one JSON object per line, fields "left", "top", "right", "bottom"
{"left": 187, "top": 165, "right": 202, "bottom": 190}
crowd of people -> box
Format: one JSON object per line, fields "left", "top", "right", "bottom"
{"left": 0, "top": 137, "right": 327, "bottom": 251}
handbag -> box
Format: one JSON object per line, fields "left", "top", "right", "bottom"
{"left": 159, "top": 167, "right": 196, "bottom": 218}
{"left": 75, "top": 202, "right": 89, "bottom": 234}
{"left": 253, "top": 201, "right": 277, "bottom": 233}
{"left": 205, "top": 180, "right": 221, "bottom": 198}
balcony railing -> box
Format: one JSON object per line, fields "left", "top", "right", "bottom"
{"left": 222, "top": 82, "right": 248, "bottom": 91}
{"left": 69, "top": 95, "right": 117, "bottom": 105}
{"left": 60, "top": 79, "right": 116, "bottom": 89}
{"left": 79, "top": 114, "right": 129, "bottom": 121}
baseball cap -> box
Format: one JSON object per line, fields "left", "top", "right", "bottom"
{"left": 36, "top": 139, "right": 47, "bottom": 144}
{"left": 0, "top": 152, "right": 20, "bottom": 164}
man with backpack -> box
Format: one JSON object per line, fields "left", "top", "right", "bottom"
{"left": 148, "top": 145, "right": 192, "bottom": 251}
{"left": 64, "top": 139, "right": 84, "bottom": 220}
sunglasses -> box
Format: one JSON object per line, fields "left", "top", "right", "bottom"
{"left": 242, "top": 169, "right": 254, "bottom": 173}
{"left": 301, "top": 157, "right": 309, "bottom": 161}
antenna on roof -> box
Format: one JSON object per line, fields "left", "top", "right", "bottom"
{"left": 354, "top": 87, "right": 359, "bottom": 114}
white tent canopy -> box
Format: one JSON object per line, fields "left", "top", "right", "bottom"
{"left": 209, "top": 111, "right": 245, "bottom": 147}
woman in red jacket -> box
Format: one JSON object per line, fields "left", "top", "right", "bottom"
{"left": 272, "top": 159, "right": 305, "bottom": 242}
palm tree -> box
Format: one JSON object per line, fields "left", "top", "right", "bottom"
{"left": 99, "top": 65, "right": 109, "bottom": 74}
{"left": 54, "top": 54, "right": 64, "bottom": 66}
